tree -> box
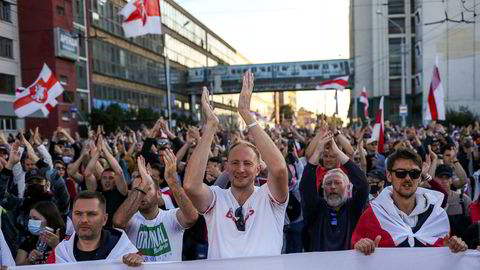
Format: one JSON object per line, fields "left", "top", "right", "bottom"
{"left": 271, "top": 104, "right": 295, "bottom": 123}
{"left": 445, "top": 106, "right": 478, "bottom": 128}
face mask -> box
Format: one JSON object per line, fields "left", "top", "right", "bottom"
{"left": 28, "top": 219, "right": 43, "bottom": 235}
{"left": 370, "top": 184, "right": 381, "bottom": 195}
{"left": 62, "top": 156, "right": 73, "bottom": 164}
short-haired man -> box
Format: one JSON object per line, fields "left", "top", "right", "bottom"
{"left": 352, "top": 148, "right": 468, "bottom": 255}
{"left": 47, "top": 191, "right": 141, "bottom": 266}
{"left": 184, "top": 72, "right": 289, "bottom": 259}
{"left": 300, "top": 128, "right": 369, "bottom": 251}
{"left": 113, "top": 152, "right": 198, "bottom": 262}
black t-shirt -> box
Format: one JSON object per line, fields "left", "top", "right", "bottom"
{"left": 73, "top": 228, "right": 121, "bottom": 262}
{"left": 97, "top": 187, "right": 127, "bottom": 228}
{"left": 19, "top": 236, "right": 52, "bottom": 265}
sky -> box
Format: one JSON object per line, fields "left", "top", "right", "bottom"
{"left": 177, "top": 0, "right": 352, "bottom": 120}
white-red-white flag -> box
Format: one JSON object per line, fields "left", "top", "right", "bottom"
{"left": 316, "top": 76, "right": 349, "bottom": 90}
{"left": 119, "top": 0, "right": 162, "bottom": 38}
{"left": 370, "top": 96, "right": 384, "bottom": 153}
{"left": 13, "top": 64, "right": 64, "bottom": 118}
{"left": 359, "top": 86, "right": 369, "bottom": 118}
{"left": 425, "top": 58, "right": 445, "bottom": 121}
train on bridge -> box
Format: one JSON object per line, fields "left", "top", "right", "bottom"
{"left": 187, "top": 59, "right": 353, "bottom": 83}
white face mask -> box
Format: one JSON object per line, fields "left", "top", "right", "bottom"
{"left": 62, "top": 156, "right": 73, "bottom": 164}
{"left": 28, "top": 219, "right": 43, "bottom": 235}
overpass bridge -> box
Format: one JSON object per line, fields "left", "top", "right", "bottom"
{"left": 186, "top": 59, "right": 354, "bottom": 94}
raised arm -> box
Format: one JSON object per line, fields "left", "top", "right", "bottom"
{"left": 113, "top": 156, "right": 149, "bottom": 229}
{"left": 163, "top": 149, "right": 198, "bottom": 228}
{"left": 238, "top": 71, "right": 288, "bottom": 202}
{"left": 84, "top": 141, "right": 101, "bottom": 191}
{"left": 183, "top": 87, "right": 217, "bottom": 213}
{"left": 67, "top": 142, "right": 90, "bottom": 183}
{"left": 100, "top": 136, "right": 128, "bottom": 196}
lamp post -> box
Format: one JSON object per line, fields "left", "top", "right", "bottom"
{"left": 376, "top": 10, "right": 407, "bottom": 127}
{"left": 164, "top": 21, "right": 190, "bottom": 128}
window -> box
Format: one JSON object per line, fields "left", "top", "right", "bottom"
{"left": 389, "top": 79, "right": 402, "bottom": 97}
{"left": 0, "top": 118, "right": 16, "bottom": 131}
{"left": 0, "top": 73, "right": 14, "bottom": 94}
{"left": 0, "top": 37, "right": 13, "bottom": 59}
{"left": 76, "top": 60, "right": 88, "bottom": 89}
{"left": 57, "top": 5, "right": 65, "bottom": 16}
{"left": 388, "top": 0, "right": 404, "bottom": 15}
{"left": 388, "top": 18, "right": 405, "bottom": 34}
{"left": 63, "top": 91, "right": 75, "bottom": 103}
{"left": 0, "top": 1, "right": 11, "bottom": 22}
{"left": 73, "top": 0, "right": 85, "bottom": 25}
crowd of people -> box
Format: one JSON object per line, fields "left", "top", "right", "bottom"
{"left": 0, "top": 70, "right": 478, "bottom": 267}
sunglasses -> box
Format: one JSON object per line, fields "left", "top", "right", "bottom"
{"left": 234, "top": 206, "right": 245, "bottom": 231}
{"left": 390, "top": 169, "right": 421, "bottom": 179}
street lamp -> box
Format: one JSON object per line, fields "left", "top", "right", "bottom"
{"left": 376, "top": 10, "right": 407, "bottom": 127}
{"left": 164, "top": 21, "right": 190, "bottom": 128}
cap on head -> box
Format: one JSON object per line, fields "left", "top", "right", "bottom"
{"left": 435, "top": 164, "right": 453, "bottom": 178}
{"left": 368, "top": 169, "right": 387, "bottom": 182}
{"left": 25, "top": 169, "right": 45, "bottom": 183}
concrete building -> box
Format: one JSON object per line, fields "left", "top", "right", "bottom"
{"left": 0, "top": 0, "right": 24, "bottom": 134}
{"left": 351, "top": 0, "right": 480, "bottom": 125}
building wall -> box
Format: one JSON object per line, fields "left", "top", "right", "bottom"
{"left": 18, "top": 0, "right": 78, "bottom": 136}
{"left": 418, "top": 0, "right": 480, "bottom": 116}
{"left": 0, "top": 0, "right": 25, "bottom": 134}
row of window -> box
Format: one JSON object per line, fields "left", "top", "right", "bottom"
{"left": 0, "top": 73, "right": 14, "bottom": 95}
{"left": 0, "top": 117, "right": 16, "bottom": 131}
{"left": 91, "top": 39, "right": 187, "bottom": 89}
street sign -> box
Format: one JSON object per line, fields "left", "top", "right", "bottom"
{"left": 399, "top": 105, "right": 408, "bottom": 116}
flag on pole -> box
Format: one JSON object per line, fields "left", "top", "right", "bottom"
{"left": 425, "top": 58, "right": 446, "bottom": 121}
{"left": 359, "top": 86, "right": 369, "bottom": 118}
{"left": 13, "top": 64, "right": 64, "bottom": 118}
{"left": 119, "top": 0, "right": 162, "bottom": 38}
{"left": 334, "top": 90, "right": 339, "bottom": 115}
{"left": 316, "top": 76, "right": 349, "bottom": 90}
{"left": 370, "top": 96, "right": 384, "bottom": 153}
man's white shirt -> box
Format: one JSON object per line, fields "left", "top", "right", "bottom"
{"left": 125, "top": 209, "right": 185, "bottom": 262}
{"left": 203, "top": 184, "right": 287, "bottom": 259}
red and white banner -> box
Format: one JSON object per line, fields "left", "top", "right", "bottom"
{"left": 10, "top": 248, "right": 480, "bottom": 270}
{"left": 370, "top": 96, "right": 384, "bottom": 153}
{"left": 425, "top": 58, "right": 446, "bottom": 121}
{"left": 316, "top": 76, "right": 349, "bottom": 90}
{"left": 13, "top": 64, "right": 64, "bottom": 118}
{"left": 359, "top": 87, "right": 369, "bottom": 118}
{"left": 119, "top": 0, "right": 162, "bottom": 38}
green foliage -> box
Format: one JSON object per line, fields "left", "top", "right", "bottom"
{"left": 445, "top": 106, "right": 478, "bottom": 127}
{"left": 89, "top": 104, "right": 197, "bottom": 133}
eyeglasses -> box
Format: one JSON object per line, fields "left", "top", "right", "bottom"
{"left": 390, "top": 169, "right": 422, "bottom": 179}
{"left": 234, "top": 206, "right": 245, "bottom": 231}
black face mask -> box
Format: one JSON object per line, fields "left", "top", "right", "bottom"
{"left": 369, "top": 184, "right": 382, "bottom": 195}
{"left": 26, "top": 184, "right": 46, "bottom": 199}
{"left": 159, "top": 179, "right": 169, "bottom": 189}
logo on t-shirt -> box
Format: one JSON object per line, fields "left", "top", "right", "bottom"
{"left": 136, "top": 223, "right": 172, "bottom": 257}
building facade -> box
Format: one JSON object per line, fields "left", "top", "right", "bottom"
{"left": 0, "top": 0, "right": 24, "bottom": 134}
{"left": 351, "top": 0, "right": 480, "bottom": 125}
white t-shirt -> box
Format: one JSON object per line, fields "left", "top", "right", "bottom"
{"left": 125, "top": 209, "right": 185, "bottom": 262}
{"left": 203, "top": 184, "right": 287, "bottom": 259}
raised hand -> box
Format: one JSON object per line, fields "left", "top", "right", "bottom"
{"left": 135, "top": 156, "right": 150, "bottom": 192}
{"left": 6, "top": 142, "right": 22, "bottom": 169}
{"left": 238, "top": 70, "right": 255, "bottom": 123}
{"left": 201, "top": 87, "right": 219, "bottom": 126}
{"left": 315, "top": 131, "right": 333, "bottom": 154}
{"left": 163, "top": 148, "right": 177, "bottom": 184}
{"left": 33, "top": 127, "right": 42, "bottom": 146}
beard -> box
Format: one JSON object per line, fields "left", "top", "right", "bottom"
{"left": 325, "top": 192, "right": 347, "bottom": 208}
{"left": 393, "top": 181, "right": 416, "bottom": 199}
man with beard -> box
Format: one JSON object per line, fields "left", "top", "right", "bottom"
{"left": 113, "top": 152, "right": 197, "bottom": 262}
{"left": 184, "top": 72, "right": 289, "bottom": 259}
{"left": 352, "top": 148, "right": 468, "bottom": 255}
{"left": 47, "top": 191, "right": 141, "bottom": 266}
{"left": 0, "top": 141, "right": 70, "bottom": 242}
{"left": 300, "top": 129, "right": 369, "bottom": 251}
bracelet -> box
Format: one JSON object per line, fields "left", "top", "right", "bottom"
{"left": 247, "top": 122, "right": 258, "bottom": 130}
{"left": 422, "top": 174, "right": 432, "bottom": 182}
{"left": 134, "top": 188, "right": 147, "bottom": 195}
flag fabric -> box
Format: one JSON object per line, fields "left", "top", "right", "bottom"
{"left": 425, "top": 58, "right": 446, "bottom": 121}
{"left": 359, "top": 86, "right": 369, "bottom": 118}
{"left": 352, "top": 187, "right": 449, "bottom": 248}
{"left": 119, "top": 0, "right": 162, "bottom": 38}
{"left": 316, "top": 76, "right": 349, "bottom": 90}
{"left": 370, "top": 96, "right": 384, "bottom": 153}
{"left": 13, "top": 64, "right": 64, "bottom": 118}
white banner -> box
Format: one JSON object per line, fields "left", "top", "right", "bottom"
{"left": 11, "top": 248, "right": 480, "bottom": 270}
